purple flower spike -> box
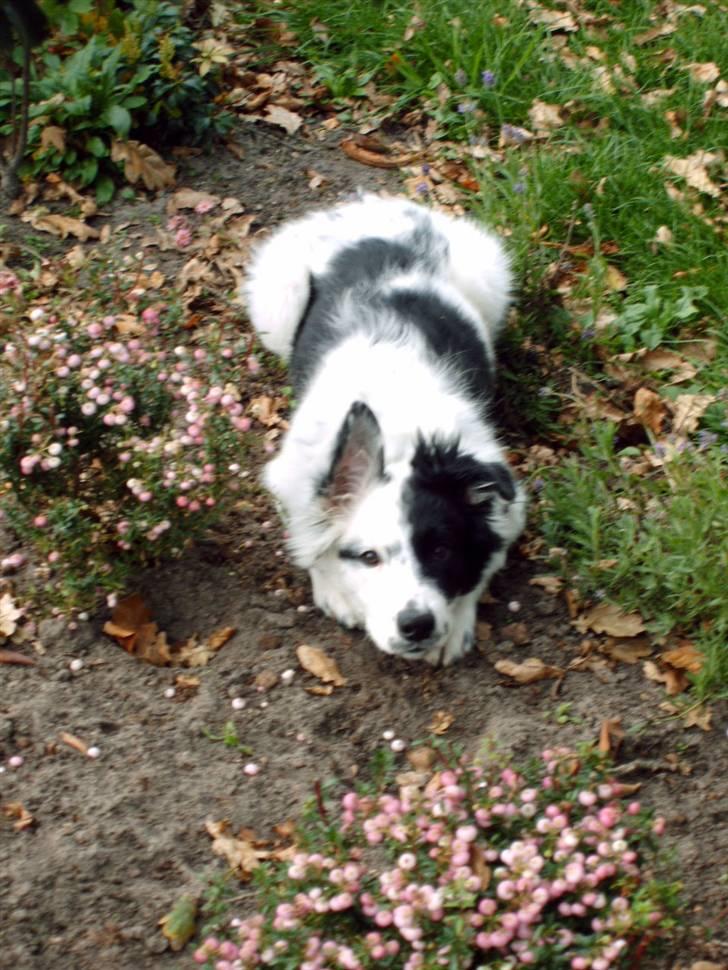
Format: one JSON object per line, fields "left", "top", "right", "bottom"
{"left": 481, "top": 70, "right": 496, "bottom": 88}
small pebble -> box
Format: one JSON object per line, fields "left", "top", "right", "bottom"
{"left": 382, "top": 729, "right": 395, "bottom": 741}
{"left": 280, "top": 669, "right": 295, "bottom": 685}
{"left": 86, "top": 746, "right": 101, "bottom": 759}
{"left": 507, "top": 600, "right": 521, "bottom": 613}
{"left": 296, "top": 605, "right": 309, "bottom": 614}
{"left": 8, "top": 755, "right": 24, "bottom": 768}
{"left": 390, "top": 739, "right": 407, "bottom": 753}
{"left": 69, "top": 658, "right": 84, "bottom": 672}
{"left": 260, "top": 700, "right": 269, "bottom": 709}
{"left": 231, "top": 697, "right": 246, "bottom": 710}
{"left": 78, "top": 611, "right": 89, "bottom": 622}
{"left": 243, "top": 762, "right": 259, "bottom": 776}
{"left": 164, "top": 687, "right": 176, "bottom": 699}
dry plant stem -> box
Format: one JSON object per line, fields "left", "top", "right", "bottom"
{"left": 0, "top": 40, "right": 30, "bottom": 202}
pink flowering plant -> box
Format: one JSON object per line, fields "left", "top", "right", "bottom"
{"left": 0, "top": 252, "right": 255, "bottom": 609}
{"left": 193, "top": 744, "right": 678, "bottom": 970}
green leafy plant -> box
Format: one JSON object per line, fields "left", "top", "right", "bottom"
{"left": 606, "top": 285, "right": 708, "bottom": 353}
{"left": 192, "top": 743, "right": 678, "bottom": 968}
{"left": 203, "top": 721, "right": 254, "bottom": 756}
{"left": 540, "top": 422, "right": 728, "bottom": 698}
{"left": 0, "top": 0, "right": 232, "bottom": 201}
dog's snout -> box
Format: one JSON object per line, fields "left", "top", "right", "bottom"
{"left": 397, "top": 608, "right": 435, "bottom": 643}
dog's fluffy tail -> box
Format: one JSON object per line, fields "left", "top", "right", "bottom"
{"left": 244, "top": 221, "right": 313, "bottom": 361}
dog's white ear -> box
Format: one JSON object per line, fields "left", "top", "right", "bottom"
{"left": 466, "top": 462, "right": 516, "bottom": 505}
{"left": 321, "top": 401, "right": 383, "bottom": 511}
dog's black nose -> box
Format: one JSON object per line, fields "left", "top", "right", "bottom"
{"left": 397, "top": 608, "right": 435, "bottom": 642}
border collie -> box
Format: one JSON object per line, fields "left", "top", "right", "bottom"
{"left": 245, "top": 195, "right": 526, "bottom": 665}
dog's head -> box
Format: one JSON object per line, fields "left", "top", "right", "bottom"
{"left": 312, "top": 401, "right": 524, "bottom": 660}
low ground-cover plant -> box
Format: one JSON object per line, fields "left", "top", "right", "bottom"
{"left": 0, "top": 250, "right": 253, "bottom": 610}
{"left": 193, "top": 744, "right": 677, "bottom": 969}
{"left": 0, "top": 0, "right": 232, "bottom": 201}
{"left": 540, "top": 422, "right": 728, "bottom": 698}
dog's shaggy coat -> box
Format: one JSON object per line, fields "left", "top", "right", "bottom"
{"left": 245, "top": 195, "right": 526, "bottom": 664}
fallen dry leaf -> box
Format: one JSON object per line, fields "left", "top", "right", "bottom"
{"left": 305, "top": 684, "right": 334, "bottom": 696}
{"left": 254, "top": 669, "right": 279, "bottom": 691}
{"left": 601, "top": 636, "right": 652, "bottom": 664}
{"left": 470, "top": 843, "right": 492, "bottom": 889}
{"left": 633, "top": 386, "right": 666, "bottom": 434}
{"left": 605, "top": 264, "right": 628, "bottom": 292}
{"left": 0, "top": 649, "right": 35, "bottom": 666}
{"left": 2, "top": 801, "right": 36, "bottom": 831}
{"left": 111, "top": 139, "right": 176, "bottom": 191}
{"left": 643, "top": 660, "right": 688, "bottom": 695}
{"left": 528, "top": 575, "right": 564, "bottom": 594}
{"left": 668, "top": 393, "right": 714, "bottom": 435}
{"left": 263, "top": 104, "right": 303, "bottom": 135}
{"left": 249, "top": 394, "right": 282, "bottom": 427}
{"left": 104, "top": 596, "right": 234, "bottom": 667}
{"left": 20, "top": 208, "right": 100, "bottom": 241}
{"left": 598, "top": 717, "right": 625, "bottom": 756}
{"left": 0, "top": 593, "right": 23, "bottom": 639}
{"left": 573, "top": 602, "right": 645, "bottom": 638}
{"left": 40, "top": 125, "right": 66, "bottom": 154}
{"left": 429, "top": 710, "right": 455, "bottom": 735}
{"left": 59, "top": 731, "right": 89, "bottom": 755}
{"left": 661, "top": 642, "right": 703, "bottom": 673}
{"left": 169, "top": 188, "right": 221, "bottom": 212}
{"left": 205, "top": 819, "right": 274, "bottom": 879}
{"left": 665, "top": 150, "right": 722, "bottom": 197}
{"left": 340, "top": 136, "right": 420, "bottom": 169}
{"left": 296, "top": 644, "right": 347, "bottom": 687}
{"left": 500, "top": 622, "right": 530, "bottom": 646}
{"left": 635, "top": 23, "right": 676, "bottom": 45}
{"left": 682, "top": 705, "right": 712, "bottom": 731}
{"left": 407, "top": 746, "right": 436, "bottom": 771}
{"left": 527, "top": 4, "right": 578, "bottom": 32}
{"left": 685, "top": 62, "right": 721, "bottom": 84}
{"left": 494, "top": 657, "right": 563, "bottom": 684}
{"left": 528, "top": 99, "right": 567, "bottom": 133}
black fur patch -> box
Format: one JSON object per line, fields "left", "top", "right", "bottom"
{"left": 380, "top": 288, "right": 493, "bottom": 412}
{"left": 290, "top": 236, "right": 424, "bottom": 393}
{"left": 406, "top": 438, "right": 511, "bottom": 598}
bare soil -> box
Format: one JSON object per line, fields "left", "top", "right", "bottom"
{"left": 1, "top": 123, "right": 727, "bottom": 970}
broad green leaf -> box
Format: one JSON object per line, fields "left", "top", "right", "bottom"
{"left": 103, "top": 104, "right": 131, "bottom": 138}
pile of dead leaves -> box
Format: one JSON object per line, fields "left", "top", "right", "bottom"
{"left": 103, "top": 594, "right": 235, "bottom": 667}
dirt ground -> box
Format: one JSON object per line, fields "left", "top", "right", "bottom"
{"left": 1, "top": 123, "right": 727, "bottom": 970}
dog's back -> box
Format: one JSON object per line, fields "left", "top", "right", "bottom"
{"left": 244, "top": 195, "right": 512, "bottom": 383}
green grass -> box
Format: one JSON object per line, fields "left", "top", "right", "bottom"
{"left": 241, "top": 0, "right": 727, "bottom": 695}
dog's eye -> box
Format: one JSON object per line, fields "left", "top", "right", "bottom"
{"left": 359, "top": 550, "right": 381, "bottom": 567}
{"left": 433, "top": 545, "right": 450, "bottom": 561}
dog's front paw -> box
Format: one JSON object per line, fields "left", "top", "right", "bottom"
{"left": 310, "top": 571, "right": 362, "bottom": 630}
{"left": 424, "top": 599, "right": 478, "bottom": 666}
{"left": 424, "top": 628, "right": 474, "bottom": 667}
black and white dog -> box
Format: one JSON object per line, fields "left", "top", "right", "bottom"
{"left": 245, "top": 195, "right": 526, "bottom": 665}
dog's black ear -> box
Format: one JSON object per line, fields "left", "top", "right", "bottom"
{"left": 320, "top": 401, "right": 383, "bottom": 510}
{"left": 466, "top": 462, "right": 517, "bottom": 505}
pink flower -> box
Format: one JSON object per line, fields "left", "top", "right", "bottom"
{"left": 142, "top": 307, "right": 160, "bottom": 326}
{"left": 175, "top": 227, "right": 192, "bottom": 248}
